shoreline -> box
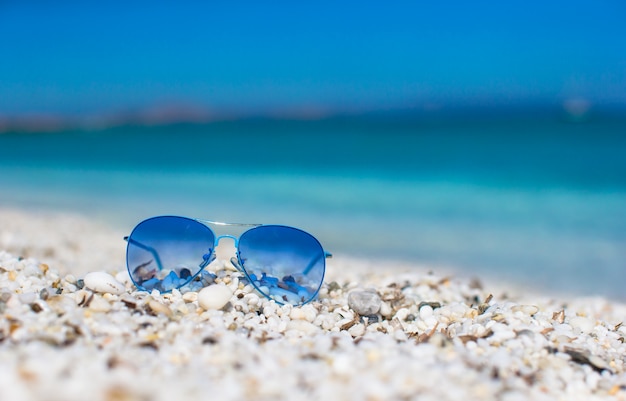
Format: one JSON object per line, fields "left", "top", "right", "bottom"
{"left": 1, "top": 157, "right": 625, "bottom": 301}
{"left": 1, "top": 207, "right": 626, "bottom": 400}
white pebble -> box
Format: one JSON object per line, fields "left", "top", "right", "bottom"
{"left": 6, "top": 294, "right": 20, "bottom": 309}
{"left": 148, "top": 300, "right": 172, "bottom": 317}
{"left": 18, "top": 292, "right": 37, "bottom": 304}
{"left": 301, "top": 304, "right": 318, "bottom": 322}
{"left": 489, "top": 329, "right": 516, "bottom": 343}
{"left": 64, "top": 274, "right": 77, "bottom": 284}
{"left": 198, "top": 284, "right": 232, "bottom": 310}
{"left": 449, "top": 303, "right": 468, "bottom": 319}
{"left": 289, "top": 305, "right": 317, "bottom": 322}
{"left": 287, "top": 320, "right": 318, "bottom": 335}
{"left": 290, "top": 308, "right": 306, "bottom": 320}
{"left": 394, "top": 308, "right": 410, "bottom": 321}
{"left": 569, "top": 316, "right": 594, "bottom": 333}
{"left": 84, "top": 272, "right": 126, "bottom": 295}
{"left": 424, "top": 316, "right": 438, "bottom": 329}
{"left": 114, "top": 270, "right": 132, "bottom": 286}
{"left": 394, "top": 330, "right": 408, "bottom": 342}
{"left": 332, "top": 355, "right": 352, "bottom": 376}
{"left": 419, "top": 305, "right": 434, "bottom": 319}
{"left": 245, "top": 293, "right": 260, "bottom": 306}
{"left": 348, "top": 323, "right": 365, "bottom": 337}
{"left": 379, "top": 301, "right": 392, "bottom": 318}
{"left": 182, "top": 292, "right": 198, "bottom": 302}
{"left": 88, "top": 296, "right": 112, "bottom": 312}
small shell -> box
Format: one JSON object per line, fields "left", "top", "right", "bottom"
{"left": 84, "top": 272, "right": 126, "bottom": 295}
{"left": 511, "top": 305, "right": 539, "bottom": 315}
{"left": 147, "top": 300, "right": 172, "bottom": 317}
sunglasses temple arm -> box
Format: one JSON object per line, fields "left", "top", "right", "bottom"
{"left": 230, "top": 257, "right": 246, "bottom": 272}
{"left": 302, "top": 251, "right": 332, "bottom": 275}
{"left": 123, "top": 236, "right": 165, "bottom": 271}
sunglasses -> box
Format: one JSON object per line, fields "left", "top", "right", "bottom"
{"left": 125, "top": 216, "right": 330, "bottom": 305}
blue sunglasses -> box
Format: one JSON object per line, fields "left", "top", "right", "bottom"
{"left": 125, "top": 216, "right": 331, "bottom": 305}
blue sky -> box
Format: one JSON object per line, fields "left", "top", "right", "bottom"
{"left": 1, "top": 1, "right": 625, "bottom": 120}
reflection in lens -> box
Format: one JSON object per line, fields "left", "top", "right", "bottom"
{"left": 126, "top": 216, "right": 215, "bottom": 292}
{"left": 238, "top": 225, "right": 326, "bottom": 305}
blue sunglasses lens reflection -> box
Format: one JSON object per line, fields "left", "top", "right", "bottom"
{"left": 237, "top": 225, "right": 326, "bottom": 305}
{"left": 126, "top": 216, "right": 215, "bottom": 292}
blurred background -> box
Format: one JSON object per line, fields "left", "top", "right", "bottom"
{"left": 1, "top": 1, "right": 625, "bottom": 298}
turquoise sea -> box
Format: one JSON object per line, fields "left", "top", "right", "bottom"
{"left": 0, "top": 114, "right": 625, "bottom": 299}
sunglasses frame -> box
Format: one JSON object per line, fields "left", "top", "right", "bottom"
{"left": 124, "top": 216, "right": 331, "bottom": 305}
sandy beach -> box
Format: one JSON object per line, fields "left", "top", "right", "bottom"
{"left": 1, "top": 207, "right": 625, "bottom": 401}
{"left": 3, "top": 2, "right": 626, "bottom": 399}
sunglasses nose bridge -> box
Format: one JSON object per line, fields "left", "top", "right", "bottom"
{"left": 214, "top": 234, "right": 239, "bottom": 247}
{"left": 213, "top": 234, "right": 240, "bottom": 261}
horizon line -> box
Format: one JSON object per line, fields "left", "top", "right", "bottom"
{"left": 1, "top": 100, "right": 624, "bottom": 133}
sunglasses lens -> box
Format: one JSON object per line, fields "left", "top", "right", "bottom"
{"left": 126, "top": 216, "right": 215, "bottom": 292}
{"left": 238, "top": 225, "right": 326, "bottom": 305}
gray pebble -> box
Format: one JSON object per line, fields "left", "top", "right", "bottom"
{"left": 348, "top": 289, "right": 382, "bottom": 316}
